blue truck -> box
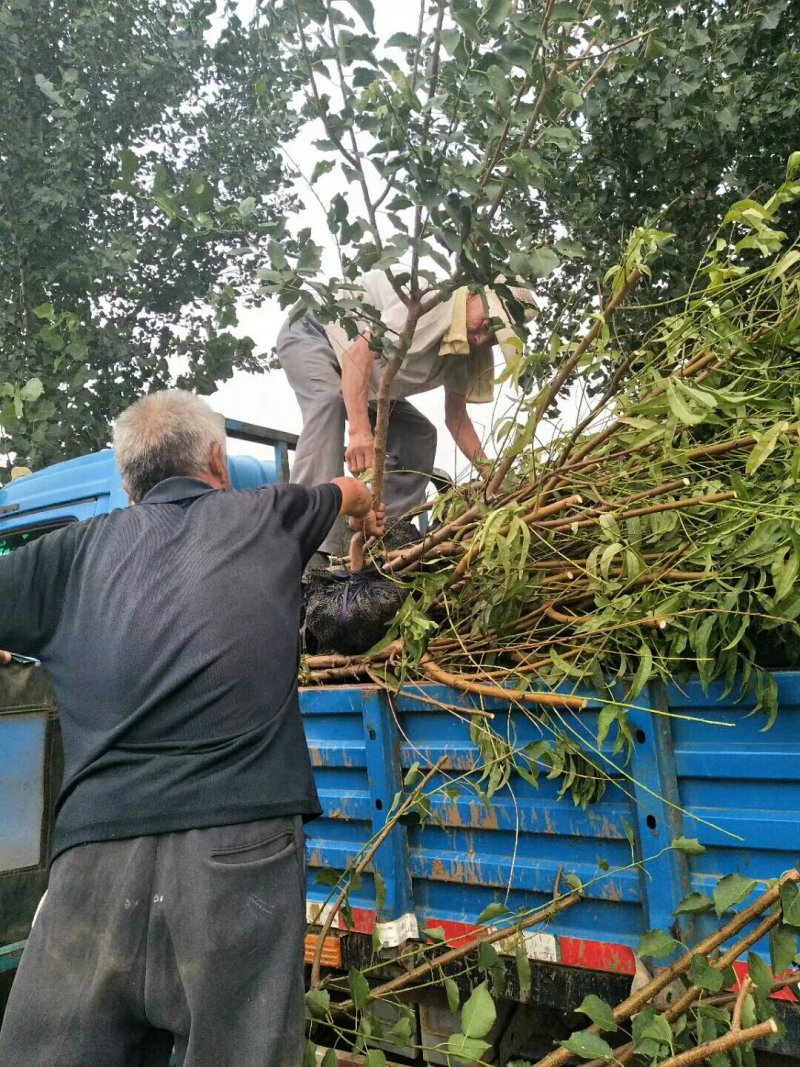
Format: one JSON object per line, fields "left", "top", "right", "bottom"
{"left": 1, "top": 426, "right": 798, "bottom": 1063}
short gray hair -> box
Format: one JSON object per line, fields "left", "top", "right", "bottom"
{"left": 114, "top": 390, "right": 225, "bottom": 502}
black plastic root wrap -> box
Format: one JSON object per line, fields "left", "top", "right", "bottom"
{"left": 304, "top": 520, "right": 419, "bottom": 655}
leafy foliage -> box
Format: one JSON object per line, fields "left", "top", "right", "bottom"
{"left": 532, "top": 0, "right": 800, "bottom": 363}
{"left": 0, "top": 0, "right": 296, "bottom": 471}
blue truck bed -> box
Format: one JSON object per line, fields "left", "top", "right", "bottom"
{"left": 1, "top": 435, "right": 798, "bottom": 1057}
{"left": 300, "top": 676, "right": 800, "bottom": 979}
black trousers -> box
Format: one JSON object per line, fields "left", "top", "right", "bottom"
{"left": 0, "top": 817, "right": 307, "bottom": 1067}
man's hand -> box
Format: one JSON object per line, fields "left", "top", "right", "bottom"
{"left": 345, "top": 428, "right": 376, "bottom": 476}
{"left": 0, "top": 651, "right": 11, "bottom": 665}
{"left": 349, "top": 503, "right": 386, "bottom": 539}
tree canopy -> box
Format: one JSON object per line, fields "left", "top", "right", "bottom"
{"left": 0, "top": 0, "right": 296, "bottom": 471}
{"left": 3, "top": 0, "right": 800, "bottom": 473}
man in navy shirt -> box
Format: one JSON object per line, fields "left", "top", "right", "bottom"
{"left": 0, "top": 389, "right": 383, "bottom": 1067}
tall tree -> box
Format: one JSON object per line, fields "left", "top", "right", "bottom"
{"left": 523, "top": 0, "right": 800, "bottom": 360}
{"left": 261, "top": 0, "right": 800, "bottom": 397}
{"left": 0, "top": 0, "right": 296, "bottom": 471}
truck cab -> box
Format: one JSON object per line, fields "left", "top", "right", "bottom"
{"left": 0, "top": 418, "right": 296, "bottom": 552}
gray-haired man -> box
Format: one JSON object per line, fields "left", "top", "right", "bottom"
{"left": 0, "top": 390, "right": 382, "bottom": 1067}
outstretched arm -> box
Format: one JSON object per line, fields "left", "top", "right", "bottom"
{"left": 331, "top": 477, "right": 385, "bottom": 539}
{"left": 341, "top": 333, "right": 376, "bottom": 475}
{"left": 444, "top": 390, "right": 490, "bottom": 474}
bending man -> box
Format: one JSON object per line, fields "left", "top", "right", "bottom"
{"left": 0, "top": 389, "right": 382, "bottom": 1067}
{"left": 277, "top": 272, "right": 534, "bottom": 555}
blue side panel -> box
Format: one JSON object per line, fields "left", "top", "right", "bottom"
{"left": 390, "top": 685, "right": 646, "bottom": 948}
{"left": 298, "top": 674, "right": 800, "bottom": 970}
{"left": 302, "top": 687, "right": 379, "bottom": 914}
{"left": 0, "top": 715, "right": 46, "bottom": 872}
{"left": 664, "top": 675, "right": 800, "bottom": 952}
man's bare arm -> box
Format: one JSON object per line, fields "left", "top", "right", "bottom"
{"left": 341, "top": 333, "right": 376, "bottom": 475}
{"left": 331, "top": 477, "right": 385, "bottom": 539}
{"left": 444, "top": 390, "right": 490, "bottom": 474}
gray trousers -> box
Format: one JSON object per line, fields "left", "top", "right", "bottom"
{"left": 277, "top": 315, "right": 437, "bottom": 554}
{"left": 0, "top": 817, "right": 307, "bottom": 1067}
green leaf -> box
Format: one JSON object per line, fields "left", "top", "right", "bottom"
{"left": 559, "top": 1031, "right": 615, "bottom": 1061}
{"left": 770, "top": 924, "right": 797, "bottom": 976}
{"left": 509, "top": 247, "right": 559, "bottom": 280}
{"left": 666, "top": 379, "right": 706, "bottom": 425}
{"left": 714, "top": 874, "right": 757, "bottom": 917}
{"left": 481, "top": 0, "right": 512, "bottom": 31}
{"left": 676, "top": 892, "right": 715, "bottom": 915}
{"left": 404, "top": 761, "right": 422, "bottom": 787}
{"left": 477, "top": 902, "right": 510, "bottom": 924}
{"left": 118, "top": 147, "right": 140, "bottom": 182}
{"left": 32, "top": 303, "right": 55, "bottom": 320}
{"left": 315, "top": 868, "right": 343, "bottom": 886}
{"left": 576, "top": 994, "right": 618, "bottom": 1032}
{"left": 344, "top": 0, "right": 374, "bottom": 32}
{"left": 746, "top": 421, "right": 788, "bottom": 476}
{"left": 639, "top": 930, "right": 678, "bottom": 959}
{"left": 689, "top": 954, "right": 725, "bottom": 992}
{"left": 780, "top": 881, "right": 800, "bottom": 927}
{"left": 747, "top": 950, "right": 774, "bottom": 991}
{"left": 303, "top": 1041, "right": 318, "bottom": 1067}
{"left": 461, "top": 981, "right": 496, "bottom": 1040}
{"left": 477, "top": 941, "right": 501, "bottom": 970}
{"left": 388, "top": 1014, "right": 414, "bottom": 1046}
{"left": 787, "top": 152, "right": 800, "bottom": 181}
{"left": 19, "top": 378, "right": 44, "bottom": 402}
{"left": 349, "top": 967, "right": 370, "bottom": 1011}
{"left": 305, "top": 989, "right": 331, "bottom": 1019}
{"left": 238, "top": 196, "right": 256, "bottom": 217}
{"left": 321, "top": 1050, "right": 337, "bottom": 1067}
{"left": 385, "top": 32, "right": 419, "bottom": 50}
{"left": 554, "top": 238, "right": 585, "bottom": 258}
{"left": 629, "top": 641, "right": 652, "bottom": 699}
{"left": 515, "top": 939, "right": 531, "bottom": 999}
{"left": 310, "top": 159, "right": 335, "bottom": 185}
{"left": 596, "top": 703, "right": 619, "bottom": 749}
{"left": 445, "top": 976, "right": 460, "bottom": 1013}
{"left": 375, "top": 870, "right": 386, "bottom": 913}
{"left": 423, "top": 925, "right": 446, "bottom": 943}
{"left": 551, "top": 1, "right": 581, "bottom": 20}
{"left": 633, "top": 1007, "right": 673, "bottom": 1047}
{"left": 446, "top": 1034, "right": 492, "bottom": 1062}
{"left": 364, "top": 1051, "right": 387, "bottom": 1067}
{"left": 672, "top": 837, "right": 706, "bottom": 854}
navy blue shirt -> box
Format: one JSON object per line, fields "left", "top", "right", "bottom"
{"left": 0, "top": 477, "right": 342, "bottom": 860}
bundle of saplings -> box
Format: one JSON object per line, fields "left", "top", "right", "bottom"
{"left": 304, "top": 168, "right": 800, "bottom": 748}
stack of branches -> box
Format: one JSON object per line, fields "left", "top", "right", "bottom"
{"left": 308, "top": 868, "right": 800, "bottom": 1067}
{"left": 303, "top": 173, "right": 800, "bottom": 763}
